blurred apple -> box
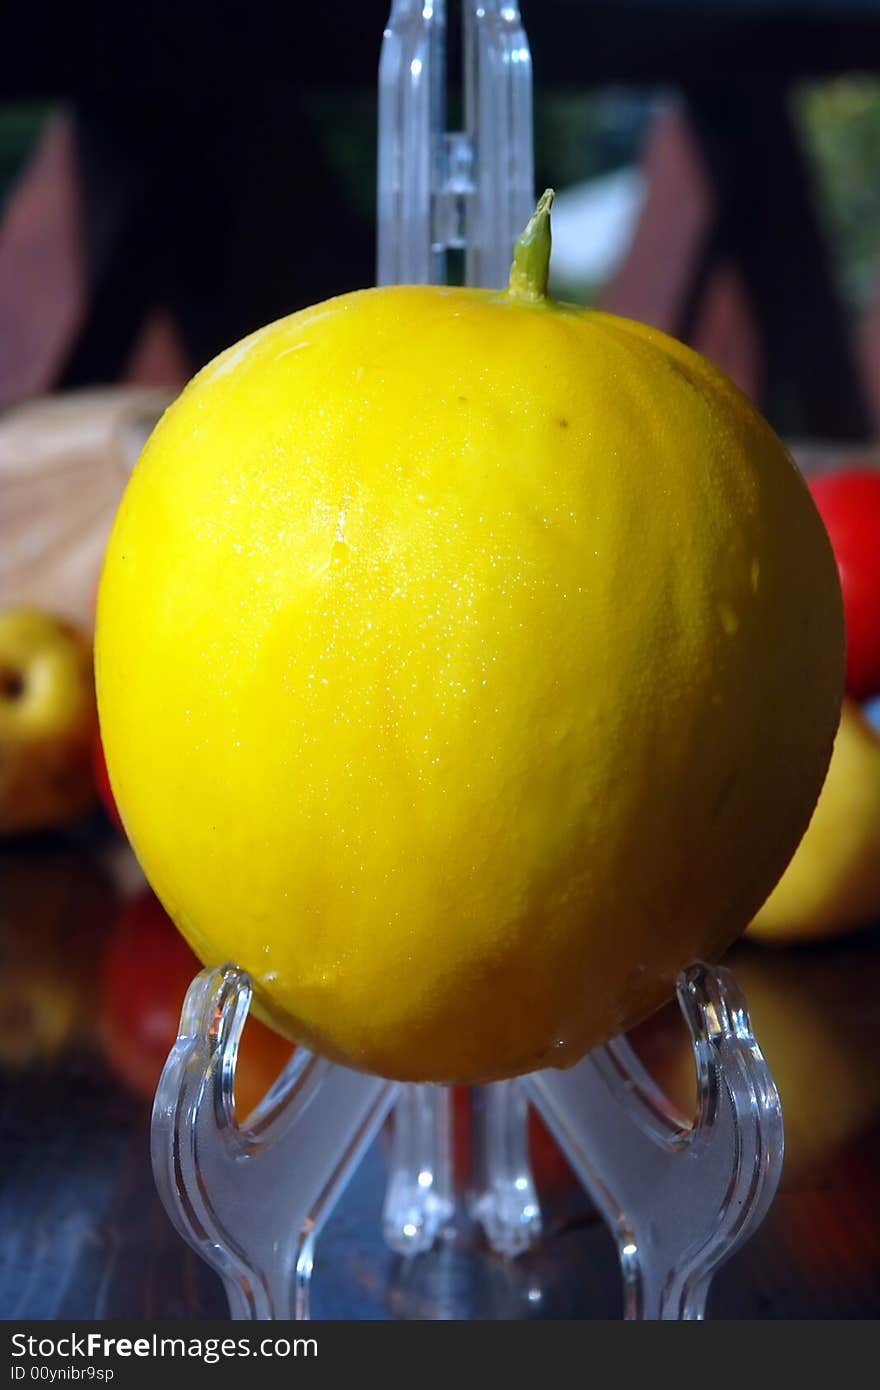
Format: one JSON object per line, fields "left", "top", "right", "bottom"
{"left": 0, "top": 608, "right": 97, "bottom": 835}
{"left": 809, "top": 469, "right": 880, "bottom": 700}
{"left": 749, "top": 699, "right": 880, "bottom": 943}
{"left": 0, "top": 843, "right": 116, "bottom": 1065}
{"left": 101, "top": 891, "right": 295, "bottom": 1116}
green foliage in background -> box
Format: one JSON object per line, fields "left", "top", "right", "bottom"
{"left": 535, "top": 86, "right": 655, "bottom": 193}
{"left": 1, "top": 80, "right": 877, "bottom": 320}
{"left": 300, "top": 84, "right": 657, "bottom": 234}
{"left": 798, "top": 77, "right": 880, "bottom": 315}
{"left": 302, "top": 87, "right": 378, "bottom": 225}
{"left": 0, "top": 104, "right": 52, "bottom": 213}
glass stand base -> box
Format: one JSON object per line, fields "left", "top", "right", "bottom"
{"left": 151, "top": 961, "right": 782, "bottom": 1320}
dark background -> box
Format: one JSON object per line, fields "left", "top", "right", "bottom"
{"left": 2, "top": 1, "right": 880, "bottom": 436}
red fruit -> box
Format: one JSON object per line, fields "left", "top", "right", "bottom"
{"left": 93, "top": 734, "right": 124, "bottom": 832}
{"left": 102, "top": 891, "right": 294, "bottom": 1114}
{"left": 808, "top": 469, "right": 880, "bottom": 700}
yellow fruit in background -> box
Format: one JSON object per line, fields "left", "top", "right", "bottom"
{"left": 749, "top": 699, "right": 880, "bottom": 942}
{"left": 96, "top": 195, "right": 843, "bottom": 1083}
{"left": 0, "top": 608, "right": 97, "bottom": 835}
{"left": 732, "top": 945, "right": 880, "bottom": 1181}
{"left": 0, "top": 843, "right": 116, "bottom": 1065}
{"left": 632, "top": 939, "right": 880, "bottom": 1185}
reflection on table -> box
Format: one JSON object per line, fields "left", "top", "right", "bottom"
{"left": 0, "top": 830, "right": 879, "bottom": 1319}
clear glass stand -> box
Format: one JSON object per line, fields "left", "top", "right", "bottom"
{"left": 149, "top": 0, "right": 784, "bottom": 1320}
{"left": 151, "top": 960, "right": 782, "bottom": 1320}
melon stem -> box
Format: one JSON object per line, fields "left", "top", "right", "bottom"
{"left": 508, "top": 189, "right": 555, "bottom": 302}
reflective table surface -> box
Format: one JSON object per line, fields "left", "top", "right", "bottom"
{"left": 1, "top": 827, "right": 879, "bottom": 1320}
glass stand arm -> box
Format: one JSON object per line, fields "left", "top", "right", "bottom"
{"left": 376, "top": 0, "right": 536, "bottom": 1258}
{"left": 150, "top": 965, "right": 398, "bottom": 1320}
{"left": 523, "top": 961, "right": 784, "bottom": 1320}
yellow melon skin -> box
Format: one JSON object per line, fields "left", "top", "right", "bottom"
{"left": 96, "top": 283, "right": 843, "bottom": 1083}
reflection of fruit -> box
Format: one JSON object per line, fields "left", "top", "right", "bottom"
{"left": 0, "top": 608, "right": 97, "bottom": 835}
{"left": 632, "top": 939, "right": 880, "bottom": 1186}
{"left": 93, "top": 734, "right": 123, "bottom": 831}
{"left": 96, "top": 194, "right": 843, "bottom": 1084}
{"left": 808, "top": 470, "right": 880, "bottom": 699}
{"left": 102, "top": 891, "right": 294, "bottom": 1116}
{"left": 749, "top": 700, "right": 880, "bottom": 942}
{"left": 0, "top": 844, "right": 116, "bottom": 1065}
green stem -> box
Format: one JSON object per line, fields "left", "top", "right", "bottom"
{"left": 508, "top": 189, "right": 555, "bottom": 302}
